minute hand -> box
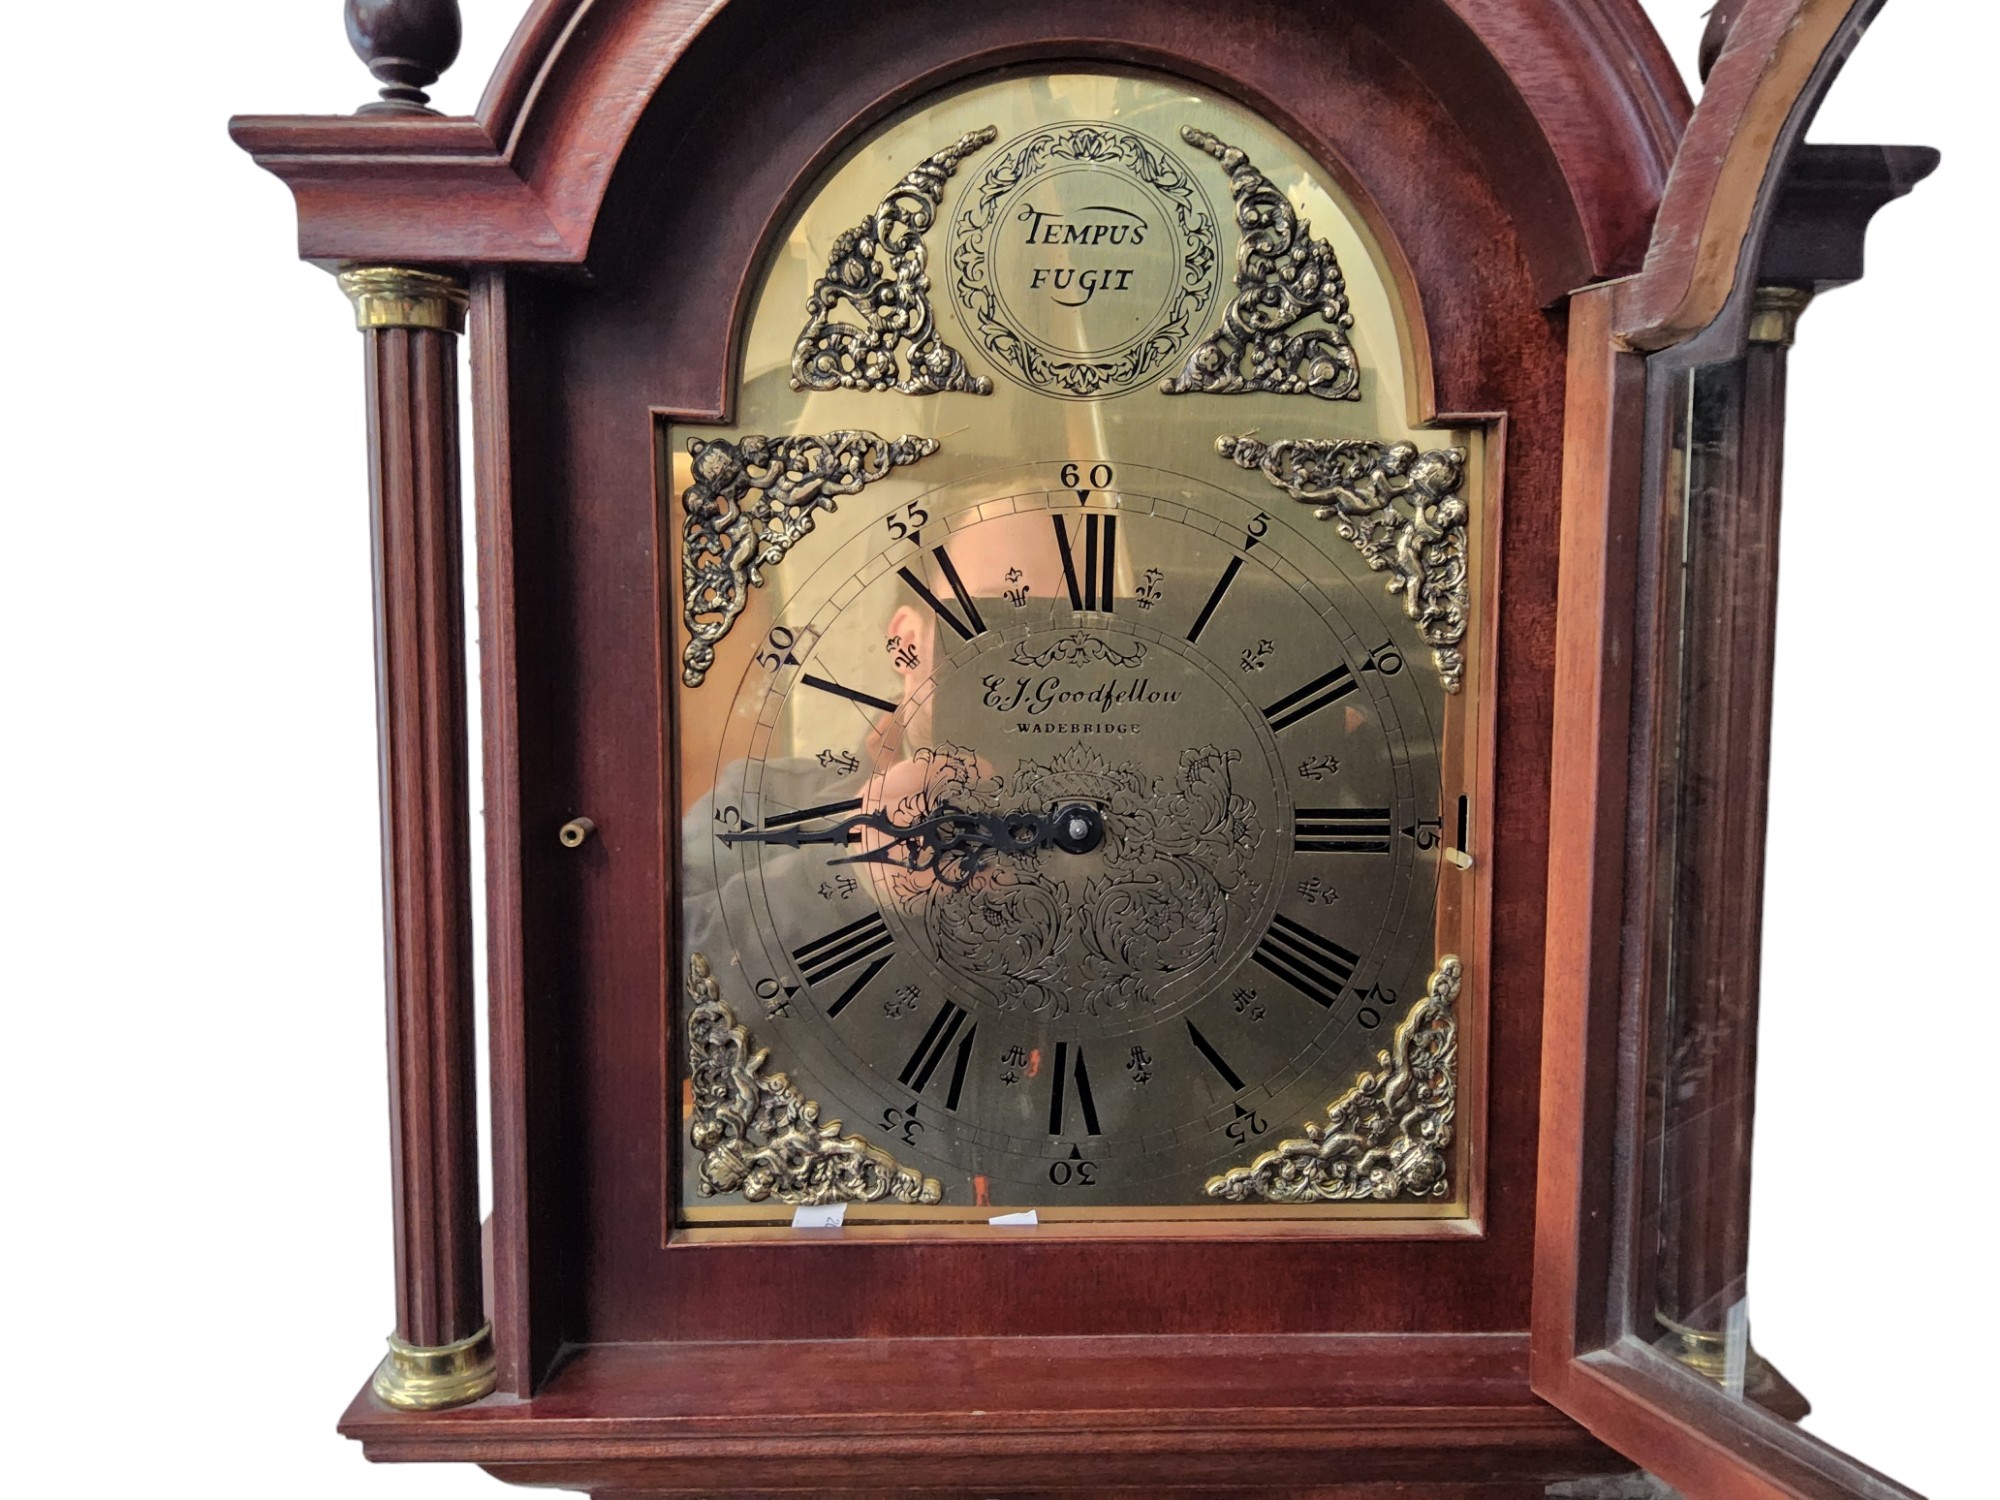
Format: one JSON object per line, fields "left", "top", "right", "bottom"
{"left": 716, "top": 806, "right": 925, "bottom": 853}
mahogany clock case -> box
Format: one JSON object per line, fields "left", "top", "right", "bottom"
{"left": 387, "top": 0, "right": 1679, "bottom": 1375}
{"left": 150, "top": 0, "right": 1983, "bottom": 1497}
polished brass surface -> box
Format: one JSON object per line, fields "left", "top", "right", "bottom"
{"left": 558, "top": 817, "right": 596, "bottom": 848}
{"left": 948, "top": 121, "right": 1222, "bottom": 398}
{"left": 1745, "top": 285, "right": 1813, "bottom": 347}
{"left": 1656, "top": 1315, "right": 1778, "bottom": 1397}
{"left": 336, "top": 266, "right": 469, "bottom": 334}
{"left": 670, "top": 71, "right": 1486, "bottom": 1223}
{"left": 370, "top": 1322, "right": 496, "bottom": 1411}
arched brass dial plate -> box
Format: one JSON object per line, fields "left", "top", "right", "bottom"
{"left": 669, "top": 71, "right": 1486, "bottom": 1225}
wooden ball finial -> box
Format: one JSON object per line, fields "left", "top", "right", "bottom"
{"left": 345, "top": 0, "right": 463, "bottom": 116}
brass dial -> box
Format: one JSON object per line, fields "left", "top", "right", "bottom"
{"left": 671, "top": 71, "right": 1482, "bottom": 1223}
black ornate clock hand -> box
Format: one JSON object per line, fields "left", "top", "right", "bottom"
{"left": 723, "top": 801, "right": 1105, "bottom": 887}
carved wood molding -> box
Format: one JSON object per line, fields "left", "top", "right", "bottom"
{"left": 233, "top": 0, "right": 1689, "bottom": 282}
{"left": 1617, "top": 0, "right": 1871, "bottom": 350}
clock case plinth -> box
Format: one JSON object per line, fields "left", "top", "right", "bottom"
{"left": 233, "top": 0, "right": 1931, "bottom": 1493}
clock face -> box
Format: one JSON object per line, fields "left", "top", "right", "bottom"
{"left": 670, "top": 72, "right": 1484, "bottom": 1223}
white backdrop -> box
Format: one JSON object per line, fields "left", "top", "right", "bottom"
{"left": 1, "top": 2, "right": 1988, "bottom": 1495}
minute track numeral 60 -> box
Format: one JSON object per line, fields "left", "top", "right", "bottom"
{"left": 1059, "top": 461, "right": 1113, "bottom": 492}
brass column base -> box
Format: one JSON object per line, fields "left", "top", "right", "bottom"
{"left": 1656, "top": 1317, "right": 1774, "bottom": 1395}
{"left": 371, "top": 1322, "right": 497, "bottom": 1411}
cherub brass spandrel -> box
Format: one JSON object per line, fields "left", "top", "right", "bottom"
{"left": 680, "top": 431, "right": 939, "bottom": 688}
{"left": 1206, "top": 956, "right": 1459, "bottom": 1203}
{"left": 687, "top": 952, "right": 945, "bottom": 1205}
{"left": 1217, "top": 434, "right": 1470, "bottom": 692}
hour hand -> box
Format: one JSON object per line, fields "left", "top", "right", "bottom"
{"left": 832, "top": 802, "right": 1106, "bottom": 888}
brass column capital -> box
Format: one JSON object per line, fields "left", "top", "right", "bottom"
{"left": 1746, "top": 285, "right": 1813, "bottom": 348}
{"left": 338, "top": 265, "right": 469, "bottom": 334}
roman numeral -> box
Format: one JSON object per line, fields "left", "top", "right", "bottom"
{"left": 1187, "top": 555, "right": 1244, "bottom": 644}
{"left": 1185, "top": 1020, "right": 1245, "bottom": 1092}
{"left": 899, "top": 999, "right": 977, "bottom": 1111}
{"left": 792, "top": 913, "right": 895, "bottom": 1016}
{"left": 762, "top": 797, "right": 864, "bottom": 829}
{"left": 897, "top": 545, "right": 988, "bottom": 642}
{"left": 1046, "top": 1041, "right": 1102, "bottom": 1136}
{"left": 1262, "top": 663, "right": 1357, "bottom": 732}
{"left": 1252, "top": 915, "right": 1360, "bottom": 1009}
{"left": 801, "top": 672, "right": 899, "bottom": 716}
{"left": 1293, "top": 807, "right": 1392, "bottom": 853}
{"left": 1053, "top": 514, "right": 1117, "bottom": 612}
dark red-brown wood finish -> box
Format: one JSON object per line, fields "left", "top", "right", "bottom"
{"left": 228, "top": 0, "right": 1933, "bottom": 1492}
{"left": 360, "top": 315, "right": 486, "bottom": 1357}
{"left": 1532, "top": 1, "right": 1934, "bottom": 1496}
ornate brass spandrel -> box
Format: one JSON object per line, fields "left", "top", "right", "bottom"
{"left": 680, "top": 430, "right": 940, "bottom": 688}
{"left": 1216, "top": 434, "right": 1469, "bottom": 692}
{"left": 1161, "top": 127, "right": 1361, "bottom": 400}
{"left": 791, "top": 126, "right": 997, "bottom": 396}
{"left": 1205, "top": 956, "right": 1459, "bottom": 1203}
{"left": 686, "top": 952, "right": 945, "bottom": 1206}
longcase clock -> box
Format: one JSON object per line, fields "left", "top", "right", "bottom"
{"left": 234, "top": 0, "right": 1939, "bottom": 1493}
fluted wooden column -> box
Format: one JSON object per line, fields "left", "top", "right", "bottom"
{"left": 339, "top": 265, "right": 493, "bottom": 1411}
